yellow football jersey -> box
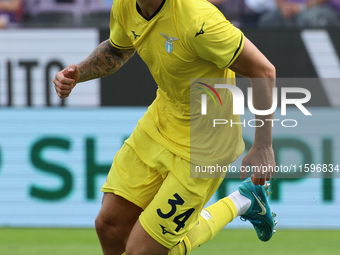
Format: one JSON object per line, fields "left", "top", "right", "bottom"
{"left": 110, "top": 0, "right": 245, "bottom": 166}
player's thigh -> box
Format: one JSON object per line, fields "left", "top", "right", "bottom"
{"left": 102, "top": 133, "right": 165, "bottom": 210}
{"left": 138, "top": 170, "right": 222, "bottom": 249}
{"left": 97, "top": 141, "right": 163, "bottom": 234}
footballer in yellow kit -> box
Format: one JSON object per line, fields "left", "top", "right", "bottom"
{"left": 101, "top": 0, "right": 245, "bottom": 249}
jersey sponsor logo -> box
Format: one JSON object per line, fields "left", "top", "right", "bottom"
{"left": 195, "top": 22, "right": 205, "bottom": 37}
{"left": 160, "top": 32, "right": 179, "bottom": 53}
{"left": 131, "top": 31, "right": 141, "bottom": 39}
{"left": 159, "top": 224, "right": 175, "bottom": 235}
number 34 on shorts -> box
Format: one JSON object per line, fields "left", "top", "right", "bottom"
{"left": 157, "top": 193, "right": 195, "bottom": 235}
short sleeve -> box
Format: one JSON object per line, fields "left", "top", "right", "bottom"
{"left": 187, "top": 12, "right": 244, "bottom": 69}
{"left": 109, "top": 2, "right": 134, "bottom": 49}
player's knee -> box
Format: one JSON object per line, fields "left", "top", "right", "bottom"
{"left": 95, "top": 214, "right": 128, "bottom": 242}
{"left": 95, "top": 215, "right": 110, "bottom": 238}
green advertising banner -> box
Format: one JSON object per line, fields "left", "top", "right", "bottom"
{"left": 0, "top": 108, "right": 339, "bottom": 228}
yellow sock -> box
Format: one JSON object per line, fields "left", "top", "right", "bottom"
{"left": 169, "top": 197, "right": 237, "bottom": 255}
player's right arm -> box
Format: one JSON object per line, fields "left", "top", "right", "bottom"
{"left": 53, "top": 39, "right": 135, "bottom": 99}
{"left": 229, "top": 37, "right": 276, "bottom": 186}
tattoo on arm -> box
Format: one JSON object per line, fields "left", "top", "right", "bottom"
{"left": 77, "top": 39, "right": 135, "bottom": 83}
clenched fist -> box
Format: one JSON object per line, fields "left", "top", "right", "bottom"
{"left": 53, "top": 64, "right": 80, "bottom": 98}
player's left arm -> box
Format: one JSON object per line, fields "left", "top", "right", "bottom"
{"left": 229, "top": 36, "right": 276, "bottom": 186}
{"left": 54, "top": 39, "right": 135, "bottom": 99}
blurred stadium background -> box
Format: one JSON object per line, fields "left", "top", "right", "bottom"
{"left": 1, "top": 0, "right": 340, "bottom": 254}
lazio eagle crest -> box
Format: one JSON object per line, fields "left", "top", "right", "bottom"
{"left": 160, "top": 32, "right": 179, "bottom": 54}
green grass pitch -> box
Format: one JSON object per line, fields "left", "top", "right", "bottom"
{"left": 0, "top": 228, "right": 339, "bottom": 255}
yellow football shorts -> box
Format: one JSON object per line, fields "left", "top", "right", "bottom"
{"left": 101, "top": 124, "right": 224, "bottom": 249}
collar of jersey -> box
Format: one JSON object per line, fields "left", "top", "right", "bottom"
{"left": 136, "top": 0, "right": 166, "bottom": 21}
